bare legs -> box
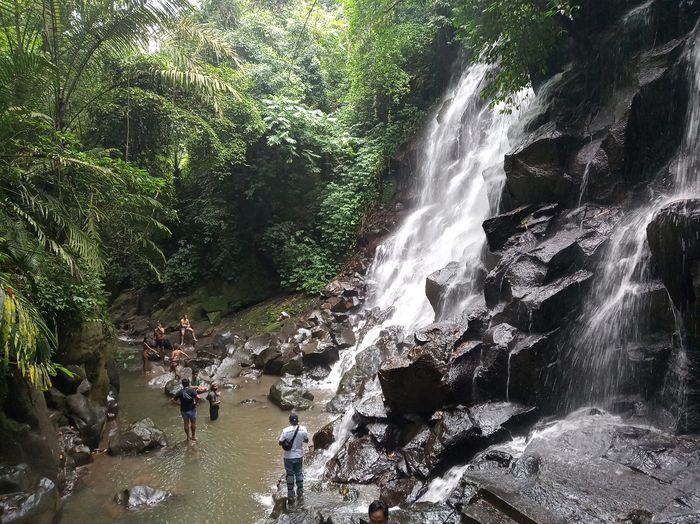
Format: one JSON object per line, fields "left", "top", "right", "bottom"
{"left": 183, "top": 417, "right": 197, "bottom": 441}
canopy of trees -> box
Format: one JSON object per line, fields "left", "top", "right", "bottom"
{"left": 0, "top": 0, "right": 576, "bottom": 386}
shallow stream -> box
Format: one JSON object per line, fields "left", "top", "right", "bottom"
{"left": 61, "top": 347, "right": 331, "bottom": 524}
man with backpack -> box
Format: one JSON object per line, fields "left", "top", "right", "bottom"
{"left": 172, "top": 378, "right": 200, "bottom": 441}
{"left": 278, "top": 412, "right": 308, "bottom": 503}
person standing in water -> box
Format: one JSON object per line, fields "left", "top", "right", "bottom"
{"left": 142, "top": 336, "right": 157, "bottom": 374}
{"left": 153, "top": 320, "right": 171, "bottom": 358}
{"left": 206, "top": 384, "right": 221, "bottom": 421}
{"left": 172, "top": 378, "right": 200, "bottom": 441}
{"left": 179, "top": 314, "right": 197, "bottom": 345}
{"left": 278, "top": 413, "right": 308, "bottom": 503}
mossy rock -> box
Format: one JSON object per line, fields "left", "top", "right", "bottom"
{"left": 207, "top": 311, "right": 222, "bottom": 325}
{"left": 201, "top": 297, "right": 229, "bottom": 315}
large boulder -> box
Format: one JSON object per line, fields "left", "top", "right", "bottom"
{"left": 378, "top": 323, "right": 459, "bottom": 415}
{"left": 114, "top": 485, "right": 171, "bottom": 510}
{"left": 647, "top": 199, "right": 700, "bottom": 315}
{"left": 328, "top": 435, "right": 399, "bottom": 484}
{"left": 425, "top": 262, "right": 462, "bottom": 318}
{"left": 268, "top": 377, "right": 314, "bottom": 410}
{"left": 506, "top": 330, "right": 559, "bottom": 406}
{"left": 108, "top": 418, "right": 167, "bottom": 455}
{"left": 0, "top": 477, "right": 59, "bottom": 524}
{"left": 647, "top": 198, "right": 700, "bottom": 431}
{"left": 482, "top": 204, "right": 558, "bottom": 253}
{"left": 64, "top": 393, "right": 106, "bottom": 449}
{"left": 501, "top": 123, "right": 581, "bottom": 210}
{"left": 300, "top": 340, "right": 339, "bottom": 367}
{"left": 211, "top": 356, "right": 242, "bottom": 386}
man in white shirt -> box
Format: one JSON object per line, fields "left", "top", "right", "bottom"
{"left": 278, "top": 412, "right": 308, "bottom": 502}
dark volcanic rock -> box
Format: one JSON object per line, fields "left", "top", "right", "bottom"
{"left": 647, "top": 199, "right": 700, "bottom": 314}
{"left": 300, "top": 340, "right": 339, "bottom": 367}
{"left": 328, "top": 435, "right": 399, "bottom": 484}
{"left": 505, "top": 269, "right": 593, "bottom": 331}
{"left": 64, "top": 393, "right": 106, "bottom": 449}
{"left": 380, "top": 477, "right": 424, "bottom": 507}
{"left": 506, "top": 330, "right": 559, "bottom": 406}
{"left": 108, "top": 418, "right": 167, "bottom": 455}
{"left": 425, "top": 262, "right": 462, "bottom": 317}
{"left": 502, "top": 123, "right": 581, "bottom": 210}
{"left": 313, "top": 420, "right": 336, "bottom": 450}
{"left": 379, "top": 337, "right": 451, "bottom": 415}
{"left": 483, "top": 204, "right": 558, "bottom": 253}
{"left": 379, "top": 323, "right": 463, "bottom": 415}
{"left": 448, "top": 341, "right": 486, "bottom": 405}
{"left": 647, "top": 198, "right": 700, "bottom": 431}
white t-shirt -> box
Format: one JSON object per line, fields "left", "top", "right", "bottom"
{"left": 278, "top": 424, "right": 308, "bottom": 459}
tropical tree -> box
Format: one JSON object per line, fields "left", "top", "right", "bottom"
{"left": 0, "top": 0, "right": 242, "bottom": 387}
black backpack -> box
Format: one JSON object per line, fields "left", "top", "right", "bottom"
{"left": 280, "top": 425, "right": 300, "bottom": 451}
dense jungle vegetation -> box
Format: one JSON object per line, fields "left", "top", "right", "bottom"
{"left": 0, "top": 0, "right": 573, "bottom": 385}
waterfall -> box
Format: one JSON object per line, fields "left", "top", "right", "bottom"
{"left": 564, "top": 34, "right": 700, "bottom": 410}
{"left": 367, "top": 64, "right": 525, "bottom": 329}
{"left": 325, "top": 64, "right": 530, "bottom": 393}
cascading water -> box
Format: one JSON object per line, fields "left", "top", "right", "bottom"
{"left": 326, "top": 64, "right": 529, "bottom": 391}
{"left": 315, "top": 65, "right": 530, "bottom": 476}
{"left": 367, "top": 64, "right": 523, "bottom": 330}
{"left": 564, "top": 33, "right": 700, "bottom": 411}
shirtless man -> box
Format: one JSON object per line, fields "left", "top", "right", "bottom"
{"left": 153, "top": 321, "right": 167, "bottom": 358}
{"left": 179, "top": 314, "right": 198, "bottom": 345}
{"left": 170, "top": 345, "right": 189, "bottom": 374}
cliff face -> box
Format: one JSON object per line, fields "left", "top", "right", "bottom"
{"left": 266, "top": 3, "right": 700, "bottom": 522}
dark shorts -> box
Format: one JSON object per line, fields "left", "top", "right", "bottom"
{"left": 155, "top": 339, "right": 164, "bottom": 348}
{"left": 210, "top": 405, "right": 219, "bottom": 421}
{"left": 181, "top": 409, "right": 196, "bottom": 420}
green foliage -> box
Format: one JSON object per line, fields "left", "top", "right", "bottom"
{"left": 262, "top": 223, "right": 336, "bottom": 293}
{"left": 452, "top": 0, "right": 574, "bottom": 106}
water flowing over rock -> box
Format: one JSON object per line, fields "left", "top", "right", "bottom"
{"left": 268, "top": 6, "right": 700, "bottom": 522}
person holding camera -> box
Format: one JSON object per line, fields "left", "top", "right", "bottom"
{"left": 278, "top": 412, "right": 308, "bottom": 503}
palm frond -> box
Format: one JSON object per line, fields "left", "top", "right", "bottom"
{"left": 0, "top": 275, "right": 57, "bottom": 389}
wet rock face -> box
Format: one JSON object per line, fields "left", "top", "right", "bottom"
{"left": 378, "top": 322, "right": 462, "bottom": 415}
{"left": 647, "top": 199, "right": 700, "bottom": 314}
{"left": 328, "top": 435, "right": 400, "bottom": 484}
{"left": 502, "top": 124, "right": 581, "bottom": 209}
{"left": 108, "top": 418, "right": 167, "bottom": 455}
{"left": 445, "top": 410, "right": 700, "bottom": 524}
{"left": 647, "top": 199, "right": 700, "bottom": 432}
{"left": 114, "top": 485, "right": 171, "bottom": 510}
